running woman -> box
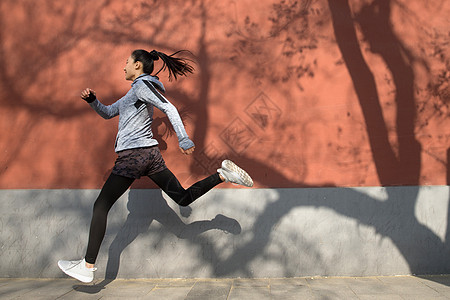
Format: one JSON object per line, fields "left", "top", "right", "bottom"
{"left": 58, "top": 49, "right": 253, "bottom": 283}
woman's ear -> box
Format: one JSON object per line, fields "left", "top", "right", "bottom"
{"left": 134, "top": 61, "right": 142, "bottom": 70}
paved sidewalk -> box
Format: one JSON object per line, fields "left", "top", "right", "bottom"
{"left": 0, "top": 275, "right": 449, "bottom": 299}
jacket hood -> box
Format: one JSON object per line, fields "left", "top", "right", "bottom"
{"left": 132, "top": 74, "right": 166, "bottom": 93}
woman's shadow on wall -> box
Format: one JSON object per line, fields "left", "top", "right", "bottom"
{"left": 74, "top": 189, "right": 241, "bottom": 293}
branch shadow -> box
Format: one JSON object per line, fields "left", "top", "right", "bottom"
{"left": 325, "top": 0, "right": 450, "bottom": 280}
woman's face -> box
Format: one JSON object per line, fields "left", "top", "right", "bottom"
{"left": 124, "top": 55, "right": 138, "bottom": 81}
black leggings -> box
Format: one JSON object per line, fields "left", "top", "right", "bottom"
{"left": 84, "top": 169, "right": 222, "bottom": 264}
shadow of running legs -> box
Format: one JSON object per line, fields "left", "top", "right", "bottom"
{"left": 74, "top": 189, "right": 241, "bottom": 293}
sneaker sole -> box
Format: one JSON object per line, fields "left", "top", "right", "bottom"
{"left": 222, "top": 160, "right": 254, "bottom": 187}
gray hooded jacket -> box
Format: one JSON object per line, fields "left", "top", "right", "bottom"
{"left": 89, "top": 74, "right": 194, "bottom": 153}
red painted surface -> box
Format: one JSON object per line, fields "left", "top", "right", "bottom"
{"left": 0, "top": 0, "right": 449, "bottom": 189}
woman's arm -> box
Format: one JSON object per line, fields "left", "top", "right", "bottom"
{"left": 81, "top": 88, "right": 119, "bottom": 119}
{"left": 134, "top": 81, "right": 195, "bottom": 152}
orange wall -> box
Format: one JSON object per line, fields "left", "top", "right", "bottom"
{"left": 0, "top": 0, "right": 449, "bottom": 189}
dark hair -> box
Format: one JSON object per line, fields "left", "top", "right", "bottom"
{"left": 131, "top": 49, "right": 194, "bottom": 81}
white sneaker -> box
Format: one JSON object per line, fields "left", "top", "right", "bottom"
{"left": 217, "top": 160, "right": 253, "bottom": 187}
{"left": 58, "top": 258, "right": 96, "bottom": 283}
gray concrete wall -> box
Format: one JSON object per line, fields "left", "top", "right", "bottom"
{"left": 1, "top": 186, "right": 449, "bottom": 279}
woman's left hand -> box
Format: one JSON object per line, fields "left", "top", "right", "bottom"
{"left": 180, "top": 146, "right": 195, "bottom": 155}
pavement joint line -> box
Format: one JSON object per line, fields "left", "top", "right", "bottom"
{"left": 226, "top": 283, "right": 234, "bottom": 300}
{"left": 186, "top": 279, "right": 198, "bottom": 298}
{"left": 416, "top": 279, "right": 443, "bottom": 295}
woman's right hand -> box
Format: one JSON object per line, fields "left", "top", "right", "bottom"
{"left": 180, "top": 146, "right": 195, "bottom": 155}
{"left": 81, "top": 88, "right": 97, "bottom": 103}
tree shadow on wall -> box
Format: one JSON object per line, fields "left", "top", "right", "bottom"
{"left": 323, "top": 0, "right": 450, "bottom": 276}
{"left": 164, "top": 0, "right": 450, "bottom": 279}
{"left": 182, "top": 0, "right": 450, "bottom": 279}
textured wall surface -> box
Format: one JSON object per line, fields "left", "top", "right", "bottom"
{"left": 1, "top": 186, "right": 449, "bottom": 278}
{"left": 0, "top": 0, "right": 449, "bottom": 189}
{"left": 1, "top": 0, "right": 450, "bottom": 279}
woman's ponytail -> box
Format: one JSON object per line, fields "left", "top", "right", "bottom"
{"left": 132, "top": 49, "right": 194, "bottom": 81}
{"left": 151, "top": 50, "right": 194, "bottom": 81}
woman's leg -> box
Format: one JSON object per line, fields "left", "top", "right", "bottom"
{"left": 149, "top": 168, "right": 223, "bottom": 207}
{"left": 85, "top": 173, "right": 135, "bottom": 264}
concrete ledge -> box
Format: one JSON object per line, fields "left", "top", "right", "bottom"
{"left": 0, "top": 186, "right": 449, "bottom": 278}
